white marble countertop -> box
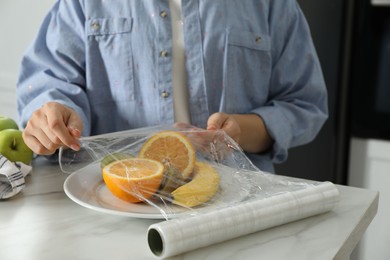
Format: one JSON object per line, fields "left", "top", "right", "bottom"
{"left": 0, "top": 157, "right": 378, "bottom": 260}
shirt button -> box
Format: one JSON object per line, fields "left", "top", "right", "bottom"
{"left": 161, "top": 91, "right": 170, "bottom": 98}
{"left": 91, "top": 22, "right": 100, "bottom": 30}
{"left": 160, "top": 11, "right": 168, "bottom": 18}
{"left": 255, "top": 36, "right": 262, "bottom": 43}
{"left": 160, "top": 50, "right": 169, "bottom": 58}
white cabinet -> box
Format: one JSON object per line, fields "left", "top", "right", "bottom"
{"left": 348, "top": 138, "right": 390, "bottom": 260}
{"left": 372, "top": 0, "right": 390, "bottom": 6}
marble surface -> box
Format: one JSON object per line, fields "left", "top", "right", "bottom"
{"left": 0, "top": 157, "right": 379, "bottom": 260}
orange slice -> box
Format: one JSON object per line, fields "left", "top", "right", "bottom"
{"left": 138, "top": 131, "right": 196, "bottom": 179}
{"left": 102, "top": 158, "right": 164, "bottom": 203}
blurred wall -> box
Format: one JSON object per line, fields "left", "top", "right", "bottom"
{"left": 0, "top": 0, "right": 54, "bottom": 121}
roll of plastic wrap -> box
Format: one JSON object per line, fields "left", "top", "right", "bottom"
{"left": 148, "top": 181, "right": 339, "bottom": 258}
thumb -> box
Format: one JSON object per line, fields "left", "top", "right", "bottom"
{"left": 207, "top": 112, "right": 228, "bottom": 131}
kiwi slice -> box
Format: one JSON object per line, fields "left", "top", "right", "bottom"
{"left": 158, "top": 165, "right": 186, "bottom": 194}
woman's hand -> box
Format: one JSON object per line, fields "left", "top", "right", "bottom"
{"left": 207, "top": 112, "right": 273, "bottom": 153}
{"left": 206, "top": 112, "right": 241, "bottom": 144}
{"left": 22, "top": 102, "right": 83, "bottom": 155}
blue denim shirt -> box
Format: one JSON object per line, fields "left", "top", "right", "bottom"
{"left": 16, "top": 0, "right": 328, "bottom": 172}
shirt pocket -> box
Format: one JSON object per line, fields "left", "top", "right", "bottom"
{"left": 86, "top": 18, "right": 135, "bottom": 105}
{"left": 222, "top": 29, "right": 272, "bottom": 113}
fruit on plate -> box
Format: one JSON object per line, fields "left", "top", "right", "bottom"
{"left": 158, "top": 166, "right": 186, "bottom": 194}
{"left": 102, "top": 158, "right": 164, "bottom": 203}
{"left": 100, "top": 152, "right": 134, "bottom": 169}
{"left": 171, "top": 161, "right": 220, "bottom": 208}
{"left": 0, "top": 129, "right": 33, "bottom": 164}
{"left": 138, "top": 130, "right": 196, "bottom": 179}
{"left": 0, "top": 116, "right": 19, "bottom": 131}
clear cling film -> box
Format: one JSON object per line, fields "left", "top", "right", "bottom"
{"left": 59, "top": 124, "right": 339, "bottom": 220}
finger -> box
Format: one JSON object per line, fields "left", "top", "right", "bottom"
{"left": 23, "top": 113, "right": 61, "bottom": 154}
{"left": 22, "top": 130, "right": 57, "bottom": 155}
{"left": 34, "top": 127, "right": 62, "bottom": 151}
{"left": 208, "top": 113, "right": 241, "bottom": 143}
{"left": 221, "top": 117, "right": 241, "bottom": 143}
{"left": 64, "top": 108, "right": 83, "bottom": 149}
{"left": 41, "top": 112, "right": 71, "bottom": 145}
{"left": 66, "top": 110, "right": 84, "bottom": 136}
{"left": 207, "top": 112, "right": 228, "bottom": 131}
{"left": 68, "top": 127, "right": 81, "bottom": 138}
{"left": 44, "top": 109, "right": 80, "bottom": 151}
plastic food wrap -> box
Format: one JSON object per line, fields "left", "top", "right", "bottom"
{"left": 60, "top": 125, "right": 340, "bottom": 257}
{"left": 60, "top": 124, "right": 338, "bottom": 216}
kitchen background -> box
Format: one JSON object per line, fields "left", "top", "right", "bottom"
{"left": 0, "top": 0, "right": 388, "bottom": 259}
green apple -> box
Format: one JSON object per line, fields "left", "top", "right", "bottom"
{"left": 0, "top": 116, "right": 19, "bottom": 131}
{"left": 0, "top": 129, "right": 33, "bottom": 164}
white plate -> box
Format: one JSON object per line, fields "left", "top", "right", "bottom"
{"left": 64, "top": 162, "right": 180, "bottom": 219}
{"left": 64, "top": 162, "right": 255, "bottom": 219}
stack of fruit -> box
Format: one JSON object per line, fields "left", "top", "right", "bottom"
{"left": 101, "top": 130, "right": 220, "bottom": 208}
{"left": 0, "top": 116, "right": 33, "bottom": 165}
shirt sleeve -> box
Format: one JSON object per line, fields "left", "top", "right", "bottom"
{"left": 16, "top": 0, "right": 91, "bottom": 136}
{"left": 252, "top": 0, "right": 328, "bottom": 163}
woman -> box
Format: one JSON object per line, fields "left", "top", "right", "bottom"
{"left": 16, "top": 0, "right": 328, "bottom": 173}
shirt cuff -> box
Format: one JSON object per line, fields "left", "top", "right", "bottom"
{"left": 251, "top": 106, "right": 292, "bottom": 164}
